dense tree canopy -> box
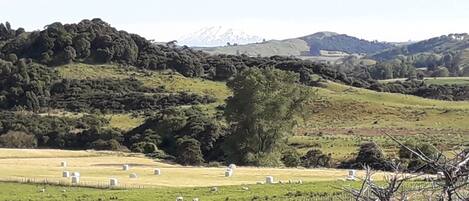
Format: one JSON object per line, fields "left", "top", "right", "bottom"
{"left": 0, "top": 59, "right": 57, "bottom": 111}
{"left": 126, "top": 107, "right": 226, "bottom": 164}
{"left": 223, "top": 68, "right": 314, "bottom": 166}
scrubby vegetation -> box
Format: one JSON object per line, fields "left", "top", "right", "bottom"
{"left": 300, "top": 32, "right": 393, "bottom": 56}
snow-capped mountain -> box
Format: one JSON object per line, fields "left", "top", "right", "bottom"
{"left": 179, "top": 26, "right": 264, "bottom": 47}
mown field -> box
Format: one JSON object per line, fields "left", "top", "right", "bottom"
{"left": 0, "top": 149, "right": 441, "bottom": 201}
{"left": 0, "top": 149, "right": 370, "bottom": 200}
{"left": 0, "top": 149, "right": 377, "bottom": 187}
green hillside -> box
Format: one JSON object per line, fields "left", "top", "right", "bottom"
{"left": 56, "top": 64, "right": 469, "bottom": 159}
{"left": 372, "top": 33, "right": 469, "bottom": 61}
{"left": 199, "top": 39, "right": 310, "bottom": 57}
{"left": 199, "top": 32, "right": 393, "bottom": 57}
{"left": 0, "top": 19, "right": 467, "bottom": 171}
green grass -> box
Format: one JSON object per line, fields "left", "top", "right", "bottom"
{"left": 0, "top": 181, "right": 357, "bottom": 201}
{"left": 56, "top": 63, "right": 232, "bottom": 130}
{"left": 306, "top": 82, "right": 469, "bottom": 130}
{"left": 380, "top": 77, "right": 469, "bottom": 86}
{"left": 198, "top": 38, "right": 310, "bottom": 57}
{"left": 104, "top": 114, "right": 145, "bottom": 131}
{"left": 56, "top": 63, "right": 469, "bottom": 159}
{"left": 57, "top": 63, "right": 231, "bottom": 103}
{"left": 423, "top": 77, "right": 469, "bottom": 85}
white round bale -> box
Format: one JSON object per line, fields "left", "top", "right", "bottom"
{"left": 225, "top": 170, "right": 233, "bottom": 177}
{"left": 123, "top": 164, "right": 130, "bottom": 171}
{"left": 110, "top": 178, "right": 118, "bottom": 187}
{"left": 71, "top": 176, "right": 80, "bottom": 184}
{"left": 62, "top": 171, "right": 70, "bottom": 178}
{"left": 176, "top": 196, "right": 184, "bottom": 201}
{"left": 154, "top": 168, "right": 161, "bottom": 175}
{"left": 129, "top": 173, "right": 138, "bottom": 178}
{"left": 228, "top": 164, "right": 236, "bottom": 169}
{"left": 61, "top": 161, "right": 67, "bottom": 167}
{"left": 266, "top": 176, "right": 274, "bottom": 184}
{"left": 71, "top": 172, "right": 80, "bottom": 177}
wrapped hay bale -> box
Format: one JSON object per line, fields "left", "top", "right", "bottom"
{"left": 154, "top": 168, "right": 161, "bottom": 175}
{"left": 110, "top": 178, "right": 118, "bottom": 187}
{"left": 228, "top": 164, "right": 236, "bottom": 169}
{"left": 225, "top": 168, "right": 233, "bottom": 177}
{"left": 71, "top": 176, "right": 79, "bottom": 184}
{"left": 347, "top": 170, "right": 356, "bottom": 181}
{"left": 129, "top": 173, "right": 138, "bottom": 178}
{"left": 266, "top": 176, "right": 274, "bottom": 184}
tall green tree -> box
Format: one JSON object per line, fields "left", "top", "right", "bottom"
{"left": 224, "top": 68, "right": 314, "bottom": 166}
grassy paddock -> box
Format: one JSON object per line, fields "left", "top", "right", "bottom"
{"left": 380, "top": 77, "right": 469, "bottom": 86}
{"left": 423, "top": 77, "right": 469, "bottom": 85}
{"left": 0, "top": 149, "right": 387, "bottom": 189}
{"left": 57, "top": 63, "right": 231, "bottom": 103}
{"left": 0, "top": 181, "right": 359, "bottom": 201}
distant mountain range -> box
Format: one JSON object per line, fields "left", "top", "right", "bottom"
{"left": 178, "top": 26, "right": 264, "bottom": 47}
{"left": 198, "top": 31, "right": 394, "bottom": 57}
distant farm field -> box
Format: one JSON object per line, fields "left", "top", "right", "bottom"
{"left": 380, "top": 77, "right": 469, "bottom": 86}
{"left": 423, "top": 77, "right": 469, "bottom": 85}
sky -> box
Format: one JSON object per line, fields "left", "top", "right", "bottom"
{"left": 1, "top": 0, "right": 468, "bottom": 42}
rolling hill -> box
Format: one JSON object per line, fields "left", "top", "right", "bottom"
{"left": 371, "top": 33, "right": 469, "bottom": 61}
{"left": 198, "top": 32, "right": 394, "bottom": 57}
{"left": 0, "top": 19, "right": 467, "bottom": 171}
{"left": 56, "top": 64, "right": 469, "bottom": 159}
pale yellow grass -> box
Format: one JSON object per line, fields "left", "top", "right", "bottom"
{"left": 0, "top": 149, "right": 106, "bottom": 158}
{"left": 0, "top": 149, "right": 380, "bottom": 188}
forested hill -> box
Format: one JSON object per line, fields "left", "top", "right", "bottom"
{"left": 300, "top": 32, "right": 394, "bottom": 56}
{"left": 0, "top": 19, "right": 383, "bottom": 87}
{"left": 371, "top": 33, "right": 469, "bottom": 61}
{"left": 198, "top": 31, "right": 394, "bottom": 57}
{"left": 0, "top": 18, "right": 468, "bottom": 115}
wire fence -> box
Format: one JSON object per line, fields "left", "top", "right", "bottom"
{"left": 0, "top": 176, "right": 146, "bottom": 189}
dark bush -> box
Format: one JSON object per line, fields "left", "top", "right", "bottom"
{"left": 0, "top": 131, "right": 37, "bottom": 148}
{"left": 281, "top": 149, "right": 301, "bottom": 167}
{"left": 176, "top": 137, "right": 204, "bottom": 166}
{"left": 301, "top": 149, "right": 331, "bottom": 168}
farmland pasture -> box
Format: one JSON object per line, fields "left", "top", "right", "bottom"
{"left": 0, "top": 181, "right": 355, "bottom": 201}
{"left": 55, "top": 64, "right": 469, "bottom": 159}
{"left": 380, "top": 77, "right": 469, "bottom": 86}
{"left": 423, "top": 77, "right": 469, "bottom": 85}
{"left": 0, "top": 149, "right": 381, "bottom": 188}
